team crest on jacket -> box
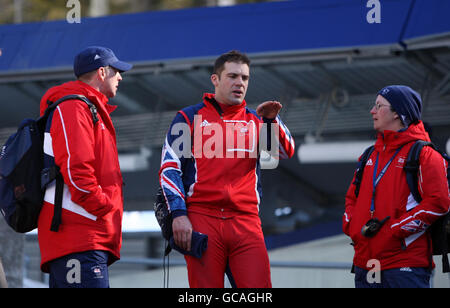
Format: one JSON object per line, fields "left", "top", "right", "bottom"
{"left": 396, "top": 156, "right": 406, "bottom": 168}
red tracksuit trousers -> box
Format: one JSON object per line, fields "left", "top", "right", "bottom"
{"left": 185, "top": 211, "right": 272, "bottom": 288}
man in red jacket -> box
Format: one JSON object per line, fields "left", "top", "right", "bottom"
{"left": 343, "top": 85, "right": 450, "bottom": 288}
{"left": 160, "top": 50, "right": 295, "bottom": 287}
{"left": 37, "top": 46, "right": 132, "bottom": 288}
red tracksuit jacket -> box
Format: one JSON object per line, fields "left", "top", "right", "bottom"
{"left": 343, "top": 121, "right": 450, "bottom": 270}
{"left": 37, "top": 81, "right": 123, "bottom": 272}
{"left": 159, "top": 93, "right": 295, "bottom": 218}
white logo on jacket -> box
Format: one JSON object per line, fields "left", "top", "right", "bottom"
{"left": 200, "top": 120, "right": 211, "bottom": 128}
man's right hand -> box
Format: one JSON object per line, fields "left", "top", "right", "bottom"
{"left": 172, "top": 215, "right": 193, "bottom": 252}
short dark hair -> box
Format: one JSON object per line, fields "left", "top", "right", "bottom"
{"left": 213, "top": 50, "right": 250, "bottom": 76}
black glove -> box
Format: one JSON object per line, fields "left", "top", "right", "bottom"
{"left": 361, "top": 216, "right": 390, "bottom": 238}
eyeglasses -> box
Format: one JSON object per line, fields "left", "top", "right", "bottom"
{"left": 372, "top": 102, "right": 391, "bottom": 111}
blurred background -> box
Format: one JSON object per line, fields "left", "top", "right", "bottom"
{"left": 0, "top": 0, "right": 449, "bottom": 288}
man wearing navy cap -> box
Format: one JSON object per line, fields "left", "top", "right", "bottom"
{"left": 37, "top": 46, "right": 132, "bottom": 288}
{"left": 343, "top": 85, "right": 450, "bottom": 288}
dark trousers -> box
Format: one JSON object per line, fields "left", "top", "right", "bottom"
{"left": 48, "top": 250, "right": 110, "bottom": 288}
{"left": 354, "top": 266, "right": 431, "bottom": 288}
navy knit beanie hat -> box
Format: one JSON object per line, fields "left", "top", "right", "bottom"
{"left": 377, "top": 85, "right": 422, "bottom": 127}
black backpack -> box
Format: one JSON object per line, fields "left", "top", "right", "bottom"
{"left": 0, "top": 95, "right": 98, "bottom": 233}
{"left": 353, "top": 140, "right": 450, "bottom": 273}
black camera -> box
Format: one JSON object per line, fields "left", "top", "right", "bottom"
{"left": 361, "top": 216, "right": 390, "bottom": 238}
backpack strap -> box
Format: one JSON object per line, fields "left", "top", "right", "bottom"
{"left": 50, "top": 167, "right": 64, "bottom": 232}
{"left": 46, "top": 95, "right": 99, "bottom": 124}
{"left": 403, "top": 140, "right": 435, "bottom": 203}
{"left": 353, "top": 145, "right": 375, "bottom": 197}
{"left": 43, "top": 95, "right": 98, "bottom": 232}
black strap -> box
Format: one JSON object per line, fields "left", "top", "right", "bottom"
{"left": 164, "top": 243, "right": 172, "bottom": 256}
{"left": 442, "top": 234, "right": 450, "bottom": 273}
{"left": 46, "top": 95, "right": 99, "bottom": 125}
{"left": 353, "top": 145, "right": 375, "bottom": 197}
{"left": 264, "top": 118, "right": 273, "bottom": 152}
{"left": 442, "top": 254, "right": 450, "bottom": 273}
{"left": 50, "top": 168, "right": 64, "bottom": 232}
{"left": 403, "top": 140, "right": 433, "bottom": 203}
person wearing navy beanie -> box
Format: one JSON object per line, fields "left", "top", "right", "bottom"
{"left": 343, "top": 85, "right": 450, "bottom": 288}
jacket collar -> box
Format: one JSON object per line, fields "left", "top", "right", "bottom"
{"left": 374, "top": 121, "right": 430, "bottom": 151}
{"left": 72, "top": 81, "right": 115, "bottom": 113}
{"left": 203, "top": 93, "right": 246, "bottom": 116}
{"left": 40, "top": 80, "right": 116, "bottom": 116}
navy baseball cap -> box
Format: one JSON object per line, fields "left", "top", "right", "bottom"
{"left": 74, "top": 46, "right": 133, "bottom": 77}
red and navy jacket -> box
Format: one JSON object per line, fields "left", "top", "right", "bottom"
{"left": 159, "top": 93, "right": 295, "bottom": 218}
{"left": 38, "top": 80, "right": 124, "bottom": 272}
{"left": 343, "top": 121, "right": 450, "bottom": 270}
